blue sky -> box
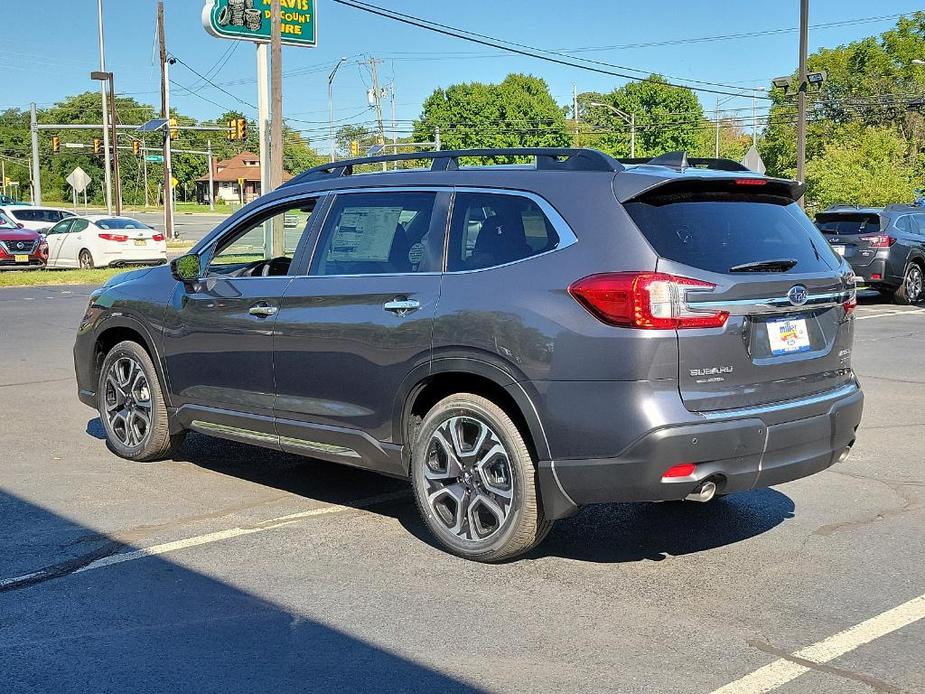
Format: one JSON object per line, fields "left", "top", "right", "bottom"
{"left": 3, "top": 1, "right": 922, "bottom": 151}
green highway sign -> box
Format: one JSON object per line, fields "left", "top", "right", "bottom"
{"left": 202, "top": 0, "right": 316, "bottom": 47}
{"left": 145, "top": 154, "right": 164, "bottom": 163}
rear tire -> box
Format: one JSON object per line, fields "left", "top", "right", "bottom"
{"left": 894, "top": 263, "right": 924, "bottom": 305}
{"left": 410, "top": 393, "right": 552, "bottom": 562}
{"left": 78, "top": 249, "right": 94, "bottom": 269}
{"left": 98, "top": 340, "right": 185, "bottom": 462}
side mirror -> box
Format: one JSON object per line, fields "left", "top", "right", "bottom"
{"left": 16, "top": 223, "right": 24, "bottom": 228}
{"left": 170, "top": 253, "right": 201, "bottom": 283}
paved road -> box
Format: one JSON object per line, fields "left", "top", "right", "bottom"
{"left": 0, "top": 289, "right": 923, "bottom": 693}
{"left": 129, "top": 211, "right": 229, "bottom": 243}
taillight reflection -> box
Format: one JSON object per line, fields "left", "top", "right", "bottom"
{"left": 859, "top": 234, "right": 895, "bottom": 248}
{"left": 568, "top": 272, "right": 728, "bottom": 329}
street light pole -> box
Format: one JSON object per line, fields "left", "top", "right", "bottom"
{"left": 588, "top": 101, "right": 635, "bottom": 157}
{"left": 97, "top": 0, "right": 112, "bottom": 214}
{"left": 796, "top": 0, "right": 809, "bottom": 206}
{"left": 327, "top": 57, "right": 348, "bottom": 162}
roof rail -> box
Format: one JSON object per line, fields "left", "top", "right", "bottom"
{"left": 283, "top": 147, "right": 623, "bottom": 187}
{"left": 617, "top": 151, "right": 750, "bottom": 173}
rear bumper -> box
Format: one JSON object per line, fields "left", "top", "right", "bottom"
{"left": 849, "top": 257, "right": 890, "bottom": 285}
{"left": 538, "top": 383, "right": 863, "bottom": 520}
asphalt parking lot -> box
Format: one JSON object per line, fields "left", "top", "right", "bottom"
{"left": 0, "top": 287, "right": 923, "bottom": 694}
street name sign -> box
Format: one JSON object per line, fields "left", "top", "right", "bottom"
{"left": 202, "top": 0, "right": 316, "bottom": 47}
{"left": 66, "top": 167, "right": 91, "bottom": 194}
{"left": 145, "top": 154, "right": 165, "bottom": 163}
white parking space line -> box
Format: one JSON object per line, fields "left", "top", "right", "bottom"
{"left": 855, "top": 308, "right": 925, "bottom": 320}
{"left": 711, "top": 593, "right": 925, "bottom": 693}
{"left": 0, "top": 491, "right": 408, "bottom": 587}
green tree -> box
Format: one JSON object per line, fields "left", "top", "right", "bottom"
{"left": 413, "top": 74, "right": 569, "bottom": 151}
{"left": 805, "top": 125, "right": 917, "bottom": 212}
{"left": 578, "top": 76, "right": 706, "bottom": 158}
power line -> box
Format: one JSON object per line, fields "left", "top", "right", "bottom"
{"left": 332, "top": 0, "right": 773, "bottom": 100}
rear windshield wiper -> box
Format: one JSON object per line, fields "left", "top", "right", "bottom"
{"left": 728, "top": 258, "right": 798, "bottom": 273}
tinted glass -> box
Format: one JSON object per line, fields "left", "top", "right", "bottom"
{"left": 911, "top": 215, "right": 925, "bottom": 236}
{"left": 814, "top": 213, "right": 881, "bottom": 235}
{"left": 13, "top": 209, "right": 62, "bottom": 223}
{"left": 313, "top": 192, "right": 437, "bottom": 276}
{"left": 625, "top": 195, "right": 840, "bottom": 274}
{"left": 0, "top": 211, "right": 16, "bottom": 229}
{"left": 70, "top": 219, "right": 89, "bottom": 233}
{"left": 48, "top": 219, "right": 73, "bottom": 235}
{"left": 96, "top": 218, "right": 152, "bottom": 230}
{"left": 448, "top": 192, "right": 560, "bottom": 271}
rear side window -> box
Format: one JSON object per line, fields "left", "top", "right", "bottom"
{"left": 815, "top": 213, "right": 881, "bottom": 235}
{"left": 624, "top": 194, "right": 840, "bottom": 274}
{"left": 312, "top": 192, "right": 439, "bottom": 276}
{"left": 448, "top": 192, "right": 560, "bottom": 271}
{"left": 96, "top": 218, "right": 151, "bottom": 230}
{"left": 13, "top": 209, "right": 62, "bottom": 223}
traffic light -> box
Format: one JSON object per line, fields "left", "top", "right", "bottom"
{"left": 350, "top": 140, "right": 359, "bottom": 157}
{"left": 236, "top": 118, "right": 247, "bottom": 141}
{"left": 51, "top": 136, "right": 60, "bottom": 154}
{"left": 132, "top": 140, "right": 140, "bottom": 156}
{"left": 169, "top": 117, "right": 178, "bottom": 140}
{"left": 92, "top": 138, "right": 102, "bottom": 155}
{"left": 227, "top": 118, "right": 236, "bottom": 141}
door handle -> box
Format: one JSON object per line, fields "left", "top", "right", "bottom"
{"left": 383, "top": 298, "right": 421, "bottom": 315}
{"left": 249, "top": 302, "right": 278, "bottom": 317}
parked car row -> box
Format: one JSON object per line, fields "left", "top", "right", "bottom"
{"left": 0, "top": 205, "right": 167, "bottom": 270}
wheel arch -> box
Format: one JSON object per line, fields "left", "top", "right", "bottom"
{"left": 395, "top": 358, "right": 551, "bottom": 464}
{"left": 92, "top": 317, "right": 172, "bottom": 408}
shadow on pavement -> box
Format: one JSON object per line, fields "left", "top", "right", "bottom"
{"left": 0, "top": 489, "right": 483, "bottom": 694}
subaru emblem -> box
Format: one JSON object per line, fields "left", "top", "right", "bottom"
{"left": 787, "top": 285, "right": 808, "bottom": 306}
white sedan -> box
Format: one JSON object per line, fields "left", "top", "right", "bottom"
{"left": 0, "top": 205, "right": 75, "bottom": 232}
{"left": 44, "top": 215, "right": 167, "bottom": 269}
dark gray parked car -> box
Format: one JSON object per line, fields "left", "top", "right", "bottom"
{"left": 815, "top": 204, "right": 925, "bottom": 304}
{"left": 74, "top": 148, "right": 863, "bottom": 561}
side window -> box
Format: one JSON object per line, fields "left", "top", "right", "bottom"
{"left": 207, "top": 198, "right": 317, "bottom": 275}
{"left": 448, "top": 192, "right": 560, "bottom": 271}
{"left": 48, "top": 219, "right": 73, "bottom": 235}
{"left": 70, "top": 219, "right": 89, "bottom": 233}
{"left": 312, "top": 191, "right": 438, "bottom": 276}
{"left": 911, "top": 215, "right": 925, "bottom": 236}
{"left": 895, "top": 216, "right": 911, "bottom": 234}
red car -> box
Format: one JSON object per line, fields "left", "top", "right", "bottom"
{"left": 0, "top": 210, "right": 47, "bottom": 269}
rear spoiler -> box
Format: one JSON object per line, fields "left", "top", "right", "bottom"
{"left": 615, "top": 174, "right": 804, "bottom": 204}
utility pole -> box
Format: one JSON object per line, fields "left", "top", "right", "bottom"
{"left": 207, "top": 140, "right": 215, "bottom": 212}
{"left": 157, "top": 0, "right": 174, "bottom": 239}
{"left": 108, "top": 73, "right": 122, "bottom": 215}
{"left": 30, "top": 103, "right": 41, "bottom": 204}
{"left": 752, "top": 91, "right": 758, "bottom": 148}
{"left": 715, "top": 97, "right": 721, "bottom": 159}
{"left": 796, "top": 0, "right": 809, "bottom": 207}
{"left": 142, "top": 137, "right": 149, "bottom": 208}
{"left": 256, "top": 44, "right": 270, "bottom": 199}
{"left": 97, "top": 0, "right": 112, "bottom": 214}
{"left": 327, "top": 57, "right": 347, "bottom": 162}
{"left": 390, "top": 81, "right": 397, "bottom": 169}
{"left": 366, "top": 57, "right": 387, "bottom": 170}
{"left": 270, "top": 0, "right": 284, "bottom": 257}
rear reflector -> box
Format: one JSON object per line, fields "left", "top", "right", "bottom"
{"left": 98, "top": 233, "right": 129, "bottom": 242}
{"left": 569, "top": 272, "right": 728, "bottom": 329}
{"left": 663, "top": 463, "right": 696, "bottom": 478}
{"left": 734, "top": 178, "right": 768, "bottom": 186}
{"left": 859, "top": 234, "right": 895, "bottom": 248}
{"left": 870, "top": 273, "right": 881, "bottom": 280}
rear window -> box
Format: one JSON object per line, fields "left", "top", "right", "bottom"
{"left": 624, "top": 194, "right": 840, "bottom": 274}
{"left": 96, "top": 218, "right": 151, "bottom": 230}
{"left": 814, "top": 213, "right": 881, "bottom": 235}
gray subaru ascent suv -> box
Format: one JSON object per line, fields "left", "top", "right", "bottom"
{"left": 74, "top": 148, "right": 863, "bottom": 562}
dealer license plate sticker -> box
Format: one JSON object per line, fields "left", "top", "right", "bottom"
{"left": 767, "top": 317, "right": 811, "bottom": 355}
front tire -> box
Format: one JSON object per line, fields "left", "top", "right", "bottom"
{"left": 78, "top": 249, "right": 94, "bottom": 269}
{"left": 411, "top": 393, "right": 552, "bottom": 562}
{"left": 894, "top": 263, "right": 924, "bottom": 305}
{"left": 98, "top": 340, "right": 184, "bottom": 461}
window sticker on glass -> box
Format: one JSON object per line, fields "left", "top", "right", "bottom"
{"left": 328, "top": 206, "right": 402, "bottom": 262}
{"left": 767, "top": 317, "right": 811, "bottom": 355}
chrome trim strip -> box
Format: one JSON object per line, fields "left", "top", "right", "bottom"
{"left": 687, "top": 291, "right": 851, "bottom": 315}
{"left": 699, "top": 382, "right": 859, "bottom": 420}
{"left": 279, "top": 435, "right": 362, "bottom": 459}
{"left": 548, "top": 460, "right": 578, "bottom": 506}
{"left": 190, "top": 419, "right": 278, "bottom": 445}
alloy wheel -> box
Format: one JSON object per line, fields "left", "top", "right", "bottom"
{"left": 906, "top": 265, "right": 923, "bottom": 302}
{"left": 79, "top": 251, "right": 93, "bottom": 269}
{"left": 422, "top": 415, "right": 515, "bottom": 543}
{"left": 103, "top": 356, "right": 152, "bottom": 448}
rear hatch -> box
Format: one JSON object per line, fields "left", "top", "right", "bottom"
{"left": 814, "top": 211, "right": 883, "bottom": 267}
{"left": 622, "top": 178, "right": 855, "bottom": 413}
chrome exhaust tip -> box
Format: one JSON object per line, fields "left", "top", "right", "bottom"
{"left": 685, "top": 479, "right": 717, "bottom": 503}
{"left": 836, "top": 446, "right": 852, "bottom": 464}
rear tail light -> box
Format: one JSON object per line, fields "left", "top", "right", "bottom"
{"left": 663, "top": 463, "right": 696, "bottom": 479}
{"left": 843, "top": 274, "right": 857, "bottom": 316}
{"left": 568, "top": 272, "right": 728, "bottom": 329}
{"left": 98, "top": 233, "right": 129, "bottom": 242}
{"left": 152, "top": 234, "right": 165, "bottom": 242}
{"left": 859, "top": 234, "right": 895, "bottom": 248}
{"left": 734, "top": 178, "right": 768, "bottom": 186}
